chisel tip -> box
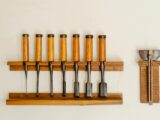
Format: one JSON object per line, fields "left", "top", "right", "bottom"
{"left": 85, "top": 82, "right": 92, "bottom": 97}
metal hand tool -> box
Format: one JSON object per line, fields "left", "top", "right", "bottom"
{"left": 60, "top": 34, "right": 67, "bottom": 96}
{"left": 22, "top": 34, "right": 29, "bottom": 93}
{"left": 85, "top": 35, "right": 93, "bottom": 97}
{"left": 73, "top": 34, "right": 80, "bottom": 97}
{"left": 99, "top": 35, "right": 107, "bottom": 97}
{"left": 35, "top": 34, "right": 42, "bottom": 96}
{"left": 47, "top": 34, "right": 54, "bottom": 96}
{"left": 139, "top": 49, "right": 160, "bottom": 105}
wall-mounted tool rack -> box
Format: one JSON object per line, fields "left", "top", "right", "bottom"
{"left": 138, "top": 61, "right": 159, "bottom": 103}
{"left": 6, "top": 34, "right": 124, "bottom": 105}
{"left": 7, "top": 61, "right": 123, "bottom": 105}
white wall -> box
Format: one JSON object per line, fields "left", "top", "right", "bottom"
{"left": 0, "top": 0, "right": 160, "bottom": 120}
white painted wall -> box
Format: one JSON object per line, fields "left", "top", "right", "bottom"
{"left": 0, "top": 0, "right": 160, "bottom": 119}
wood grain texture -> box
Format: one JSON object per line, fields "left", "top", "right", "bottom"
{"left": 6, "top": 93, "right": 122, "bottom": 105}
{"left": 139, "top": 61, "right": 159, "bottom": 103}
{"left": 35, "top": 34, "right": 42, "bottom": 61}
{"left": 99, "top": 36, "right": 106, "bottom": 61}
{"left": 60, "top": 35, "right": 67, "bottom": 61}
{"left": 7, "top": 61, "right": 123, "bottom": 71}
{"left": 73, "top": 35, "right": 80, "bottom": 61}
{"left": 85, "top": 36, "right": 93, "bottom": 61}
{"left": 22, "top": 34, "right": 29, "bottom": 61}
{"left": 47, "top": 35, "right": 54, "bottom": 61}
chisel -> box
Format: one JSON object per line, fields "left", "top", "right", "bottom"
{"left": 22, "top": 34, "right": 29, "bottom": 93}
{"left": 98, "top": 35, "right": 107, "bottom": 97}
{"left": 35, "top": 34, "right": 42, "bottom": 96}
{"left": 60, "top": 34, "right": 67, "bottom": 96}
{"left": 47, "top": 34, "right": 54, "bottom": 96}
{"left": 73, "top": 34, "right": 80, "bottom": 97}
{"left": 85, "top": 35, "right": 93, "bottom": 97}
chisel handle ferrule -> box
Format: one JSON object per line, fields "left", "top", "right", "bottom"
{"left": 47, "top": 34, "right": 54, "bottom": 61}
{"left": 35, "top": 34, "right": 42, "bottom": 62}
{"left": 22, "top": 34, "right": 29, "bottom": 61}
{"left": 73, "top": 34, "right": 80, "bottom": 61}
{"left": 99, "top": 35, "right": 106, "bottom": 62}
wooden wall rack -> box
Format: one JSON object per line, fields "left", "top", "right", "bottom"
{"left": 138, "top": 61, "right": 159, "bottom": 103}
{"left": 7, "top": 60, "right": 123, "bottom": 105}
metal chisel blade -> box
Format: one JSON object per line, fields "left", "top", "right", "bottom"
{"left": 99, "top": 62, "right": 107, "bottom": 97}
{"left": 85, "top": 62, "right": 92, "bottom": 97}
{"left": 23, "top": 62, "right": 28, "bottom": 93}
{"left": 49, "top": 62, "right": 53, "bottom": 96}
{"left": 62, "top": 62, "right": 66, "bottom": 96}
{"left": 36, "top": 62, "right": 40, "bottom": 96}
{"left": 74, "top": 62, "right": 79, "bottom": 97}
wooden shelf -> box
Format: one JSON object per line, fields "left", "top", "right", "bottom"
{"left": 6, "top": 93, "right": 122, "bottom": 105}
{"left": 7, "top": 61, "right": 123, "bottom": 71}
{"left": 138, "top": 60, "right": 160, "bottom": 103}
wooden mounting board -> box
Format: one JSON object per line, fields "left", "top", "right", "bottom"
{"left": 138, "top": 61, "right": 159, "bottom": 103}
{"left": 7, "top": 61, "right": 123, "bottom": 71}
{"left": 6, "top": 93, "right": 122, "bottom": 105}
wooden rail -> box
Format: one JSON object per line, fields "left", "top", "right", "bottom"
{"left": 6, "top": 93, "right": 122, "bottom": 105}
{"left": 7, "top": 61, "right": 123, "bottom": 71}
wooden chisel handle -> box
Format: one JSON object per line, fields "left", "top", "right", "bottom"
{"left": 35, "top": 34, "right": 42, "bottom": 61}
{"left": 22, "top": 34, "right": 29, "bottom": 61}
{"left": 85, "top": 35, "right": 93, "bottom": 62}
{"left": 47, "top": 34, "right": 54, "bottom": 62}
{"left": 73, "top": 34, "right": 80, "bottom": 62}
{"left": 99, "top": 35, "right": 106, "bottom": 61}
{"left": 60, "top": 34, "right": 67, "bottom": 61}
